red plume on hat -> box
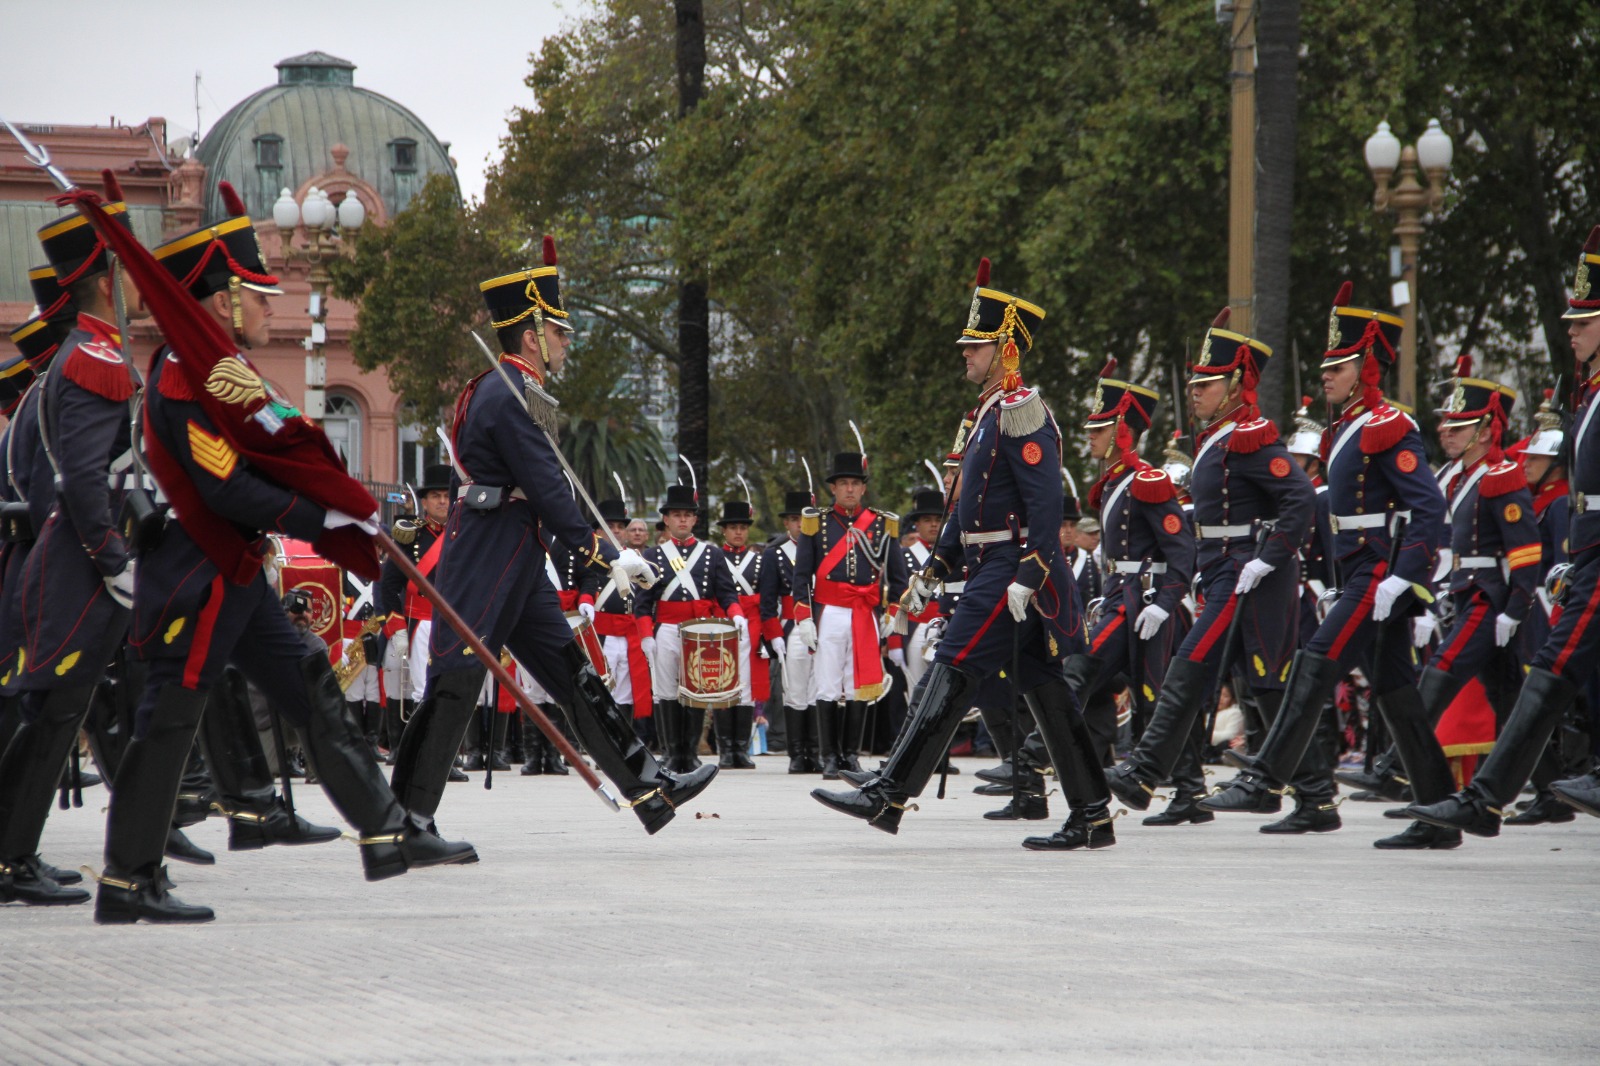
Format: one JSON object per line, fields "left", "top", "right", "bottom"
{"left": 975, "top": 257, "right": 991, "bottom": 287}
{"left": 542, "top": 235, "right": 558, "bottom": 266}
{"left": 100, "top": 169, "right": 125, "bottom": 203}
{"left": 1211, "top": 306, "right": 1230, "bottom": 329}
{"left": 1586, "top": 226, "right": 1600, "bottom": 254}
{"left": 1454, "top": 354, "right": 1472, "bottom": 378}
{"left": 1099, "top": 357, "right": 1117, "bottom": 378}
{"left": 1333, "top": 280, "right": 1353, "bottom": 307}
{"left": 219, "top": 181, "right": 248, "bottom": 219}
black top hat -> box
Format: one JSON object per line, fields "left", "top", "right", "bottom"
{"left": 596, "top": 497, "right": 630, "bottom": 525}
{"left": 906, "top": 487, "right": 944, "bottom": 521}
{"left": 660, "top": 483, "right": 700, "bottom": 514}
{"left": 1438, "top": 355, "right": 1517, "bottom": 429}
{"left": 717, "top": 499, "right": 754, "bottom": 526}
{"left": 480, "top": 236, "right": 573, "bottom": 337}
{"left": 1321, "top": 281, "right": 1402, "bottom": 369}
{"left": 957, "top": 258, "right": 1045, "bottom": 354}
{"left": 38, "top": 201, "right": 133, "bottom": 286}
{"left": 826, "top": 452, "right": 868, "bottom": 483}
{"left": 1563, "top": 225, "right": 1600, "bottom": 321}
{"left": 1188, "top": 306, "right": 1272, "bottom": 385}
{"left": 778, "top": 489, "right": 811, "bottom": 517}
{"left": 1085, "top": 359, "right": 1160, "bottom": 435}
{"left": 27, "top": 264, "right": 75, "bottom": 325}
{"left": 153, "top": 183, "right": 283, "bottom": 301}
{"left": 417, "top": 464, "right": 453, "bottom": 494}
{"left": 0, "top": 353, "right": 37, "bottom": 417}
{"left": 1062, "top": 493, "right": 1083, "bottom": 522}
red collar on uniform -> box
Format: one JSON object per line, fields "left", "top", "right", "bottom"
{"left": 833, "top": 505, "right": 862, "bottom": 521}
{"left": 917, "top": 536, "right": 934, "bottom": 550}
{"left": 79, "top": 312, "right": 121, "bottom": 347}
{"left": 500, "top": 353, "right": 545, "bottom": 385}
{"left": 670, "top": 536, "right": 696, "bottom": 549}
{"left": 1199, "top": 406, "right": 1243, "bottom": 442}
{"left": 1533, "top": 479, "right": 1569, "bottom": 515}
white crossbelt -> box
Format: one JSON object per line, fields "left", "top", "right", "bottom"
{"left": 1572, "top": 494, "right": 1600, "bottom": 513}
{"left": 1454, "top": 556, "right": 1499, "bottom": 569}
{"left": 659, "top": 540, "right": 707, "bottom": 600}
{"left": 1194, "top": 523, "right": 1252, "bottom": 539}
{"left": 1330, "top": 509, "right": 1411, "bottom": 533}
{"left": 942, "top": 580, "right": 966, "bottom": 594}
{"left": 960, "top": 526, "right": 1027, "bottom": 545}
{"left": 1112, "top": 561, "right": 1168, "bottom": 574}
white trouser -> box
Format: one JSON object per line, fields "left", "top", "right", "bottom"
{"left": 510, "top": 656, "right": 552, "bottom": 703}
{"left": 905, "top": 623, "right": 931, "bottom": 687}
{"left": 602, "top": 634, "right": 633, "bottom": 706}
{"left": 410, "top": 620, "right": 432, "bottom": 703}
{"left": 381, "top": 629, "right": 409, "bottom": 704}
{"left": 343, "top": 663, "right": 380, "bottom": 703}
{"left": 651, "top": 622, "right": 683, "bottom": 701}
{"left": 738, "top": 627, "right": 752, "bottom": 705}
{"left": 813, "top": 605, "right": 859, "bottom": 703}
{"left": 780, "top": 638, "right": 815, "bottom": 710}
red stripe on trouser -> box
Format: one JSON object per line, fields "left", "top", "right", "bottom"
{"left": 953, "top": 594, "right": 1009, "bottom": 666}
{"left": 1433, "top": 602, "right": 1487, "bottom": 671}
{"left": 1186, "top": 596, "right": 1236, "bottom": 662}
{"left": 1091, "top": 609, "right": 1125, "bottom": 654}
{"left": 182, "top": 575, "right": 228, "bottom": 688}
{"left": 1553, "top": 572, "right": 1600, "bottom": 674}
{"left": 1328, "top": 562, "right": 1385, "bottom": 661}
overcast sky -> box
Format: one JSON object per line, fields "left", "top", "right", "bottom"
{"left": 0, "top": 0, "right": 575, "bottom": 200}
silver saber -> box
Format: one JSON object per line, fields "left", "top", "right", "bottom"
{"left": 2, "top": 118, "right": 74, "bottom": 191}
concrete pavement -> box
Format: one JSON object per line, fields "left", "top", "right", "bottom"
{"left": 3, "top": 757, "right": 1596, "bottom": 1065}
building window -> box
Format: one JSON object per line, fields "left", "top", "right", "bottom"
{"left": 255, "top": 135, "right": 283, "bottom": 169}
{"left": 389, "top": 138, "right": 417, "bottom": 172}
{"left": 324, "top": 393, "right": 364, "bottom": 477}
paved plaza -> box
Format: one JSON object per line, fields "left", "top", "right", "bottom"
{"left": 3, "top": 757, "right": 1596, "bottom": 1065}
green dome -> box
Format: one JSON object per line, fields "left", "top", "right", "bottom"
{"left": 195, "top": 52, "right": 456, "bottom": 224}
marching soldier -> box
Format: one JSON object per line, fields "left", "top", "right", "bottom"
{"left": 97, "top": 183, "right": 471, "bottom": 923}
{"left": 716, "top": 497, "right": 762, "bottom": 769}
{"left": 587, "top": 496, "right": 654, "bottom": 750}
{"left": 791, "top": 452, "right": 909, "bottom": 778}
{"left": 1105, "top": 309, "right": 1317, "bottom": 831}
{"left": 394, "top": 238, "right": 706, "bottom": 837}
{"left": 814, "top": 258, "right": 1106, "bottom": 850}
{"left": 376, "top": 464, "right": 452, "bottom": 763}
{"left": 0, "top": 196, "right": 145, "bottom": 908}
{"left": 1408, "top": 230, "right": 1600, "bottom": 830}
{"left": 900, "top": 486, "right": 947, "bottom": 689}
{"left": 634, "top": 483, "right": 745, "bottom": 773}
{"left": 759, "top": 489, "right": 819, "bottom": 773}
{"left": 1203, "top": 282, "right": 1447, "bottom": 839}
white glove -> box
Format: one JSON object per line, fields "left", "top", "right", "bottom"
{"left": 1134, "top": 603, "right": 1170, "bottom": 640}
{"left": 577, "top": 601, "right": 596, "bottom": 623}
{"left": 104, "top": 563, "right": 135, "bottom": 609}
{"left": 903, "top": 571, "right": 938, "bottom": 616}
{"left": 1233, "top": 558, "right": 1275, "bottom": 596}
{"left": 888, "top": 647, "right": 905, "bottom": 668}
{"left": 1411, "top": 613, "right": 1437, "bottom": 648}
{"left": 641, "top": 636, "right": 657, "bottom": 661}
{"left": 793, "top": 617, "right": 818, "bottom": 652}
{"left": 732, "top": 614, "right": 749, "bottom": 638}
{"left": 612, "top": 547, "right": 656, "bottom": 589}
{"left": 878, "top": 612, "right": 895, "bottom": 639}
{"left": 1006, "top": 581, "right": 1033, "bottom": 622}
{"left": 770, "top": 636, "right": 787, "bottom": 660}
{"left": 1372, "top": 574, "right": 1412, "bottom": 621}
{"left": 323, "top": 509, "right": 379, "bottom": 535}
{"left": 392, "top": 627, "right": 409, "bottom": 658}
{"left": 263, "top": 553, "right": 282, "bottom": 590}
{"left": 1495, "top": 612, "right": 1520, "bottom": 647}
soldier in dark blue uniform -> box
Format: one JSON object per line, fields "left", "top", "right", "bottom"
{"left": 94, "top": 191, "right": 471, "bottom": 924}
{"left": 395, "top": 240, "right": 710, "bottom": 839}
{"left": 633, "top": 483, "right": 745, "bottom": 772}
{"left": 1203, "top": 282, "right": 1447, "bottom": 835}
{"left": 376, "top": 464, "right": 452, "bottom": 762}
{"left": 1106, "top": 308, "right": 1318, "bottom": 830}
{"left": 759, "top": 489, "right": 818, "bottom": 773}
{"left": 586, "top": 496, "right": 654, "bottom": 754}
{"left": 0, "top": 200, "right": 144, "bottom": 909}
{"left": 790, "top": 452, "right": 908, "bottom": 778}
{"left": 716, "top": 498, "right": 764, "bottom": 770}
{"left": 814, "top": 259, "right": 1104, "bottom": 849}
{"left": 1409, "top": 229, "right": 1600, "bottom": 830}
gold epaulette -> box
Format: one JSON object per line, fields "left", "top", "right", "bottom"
{"left": 800, "top": 507, "right": 820, "bottom": 536}
{"left": 880, "top": 510, "right": 900, "bottom": 539}
{"left": 390, "top": 519, "right": 417, "bottom": 545}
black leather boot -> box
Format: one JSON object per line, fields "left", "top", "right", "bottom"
{"left": 297, "top": 652, "right": 476, "bottom": 879}
{"left": 1021, "top": 803, "right": 1118, "bottom": 850}
{"left": 197, "top": 668, "right": 339, "bottom": 851}
{"left": 975, "top": 705, "right": 1017, "bottom": 783}
{"left": 540, "top": 706, "right": 571, "bottom": 775}
{"left": 1366, "top": 672, "right": 1458, "bottom": 845}
{"left": 1551, "top": 767, "right": 1600, "bottom": 817}
{"left": 1373, "top": 820, "right": 1463, "bottom": 849}
{"left": 786, "top": 705, "right": 813, "bottom": 773}
{"left": 1503, "top": 791, "right": 1577, "bottom": 825}
{"left": 1144, "top": 791, "right": 1215, "bottom": 826}
{"left": 1337, "top": 744, "right": 1404, "bottom": 796}
{"left": 1020, "top": 678, "right": 1118, "bottom": 850}
{"left": 488, "top": 711, "right": 511, "bottom": 772}
{"left": 163, "top": 826, "right": 215, "bottom": 865}
{"left": 817, "top": 701, "right": 842, "bottom": 780}
{"left": 462, "top": 710, "right": 486, "bottom": 771}
{"left": 520, "top": 722, "right": 546, "bottom": 775}
{"left": 714, "top": 708, "right": 739, "bottom": 769}
{"left": 556, "top": 641, "right": 716, "bottom": 834}
{"left": 682, "top": 705, "right": 706, "bottom": 771}
{"left": 811, "top": 664, "right": 977, "bottom": 834}
{"left": 0, "top": 853, "right": 89, "bottom": 906}
{"left": 96, "top": 684, "right": 215, "bottom": 924}
{"left": 1200, "top": 651, "right": 1342, "bottom": 814}
{"left": 730, "top": 706, "right": 757, "bottom": 769}
{"left": 173, "top": 741, "right": 214, "bottom": 827}
{"left": 0, "top": 685, "right": 99, "bottom": 902}
{"left": 382, "top": 698, "right": 403, "bottom": 762}
{"left": 840, "top": 701, "right": 867, "bottom": 774}
{"left": 1406, "top": 667, "right": 1578, "bottom": 838}
{"left": 1260, "top": 794, "right": 1342, "bottom": 833}
{"left": 1106, "top": 657, "right": 1209, "bottom": 811}
{"left": 390, "top": 666, "right": 484, "bottom": 818}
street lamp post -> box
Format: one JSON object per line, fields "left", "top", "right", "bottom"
{"left": 272, "top": 185, "right": 364, "bottom": 421}
{"left": 1364, "top": 118, "right": 1453, "bottom": 409}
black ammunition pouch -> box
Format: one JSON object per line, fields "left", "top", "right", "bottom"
{"left": 0, "top": 501, "right": 33, "bottom": 543}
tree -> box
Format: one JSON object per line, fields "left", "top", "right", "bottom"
{"left": 1253, "top": 0, "right": 1301, "bottom": 418}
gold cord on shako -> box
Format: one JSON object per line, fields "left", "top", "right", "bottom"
{"left": 485, "top": 236, "right": 570, "bottom": 373}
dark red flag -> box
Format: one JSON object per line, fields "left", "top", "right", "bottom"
{"left": 55, "top": 188, "right": 381, "bottom": 581}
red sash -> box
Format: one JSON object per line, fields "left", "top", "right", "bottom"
{"left": 738, "top": 592, "right": 770, "bottom": 701}
{"left": 811, "top": 508, "right": 885, "bottom": 699}
{"left": 402, "top": 535, "right": 445, "bottom": 622}
{"left": 595, "top": 611, "right": 653, "bottom": 715}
